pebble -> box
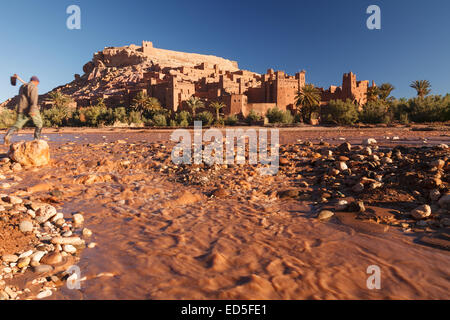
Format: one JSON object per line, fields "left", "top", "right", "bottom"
{"left": 82, "top": 228, "right": 93, "bottom": 237}
{"left": 411, "top": 204, "right": 432, "bottom": 220}
{"left": 17, "top": 257, "right": 30, "bottom": 269}
{"left": 63, "top": 245, "right": 77, "bottom": 254}
{"left": 31, "top": 251, "right": 46, "bottom": 263}
{"left": 19, "top": 220, "right": 33, "bottom": 233}
{"left": 363, "top": 138, "right": 377, "bottom": 145}
{"left": 36, "top": 289, "right": 52, "bottom": 299}
{"left": 18, "top": 250, "right": 33, "bottom": 259}
{"left": 40, "top": 252, "right": 63, "bottom": 265}
{"left": 51, "top": 236, "right": 84, "bottom": 246}
{"left": 352, "top": 183, "right": 364, "bottom": 193}
{"left": 72, "top": 213, "right": 84, "bottom": 225}
{"left": 33, "top": 264, "right": 54, "bottom": 274}
{"left": 2, "top": 254, "right": 19, "bottom": 263}
{"left": 318, "top": 210, "right": 334, "bottom": 221}
{"left": 336, "top": 200, "right": 349, "bottom": 211}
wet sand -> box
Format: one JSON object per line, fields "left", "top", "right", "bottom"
{"left": 1, "top": 126, "right": 449, "bottom": 299}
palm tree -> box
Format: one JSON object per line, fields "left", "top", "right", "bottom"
{"left": 186, "top": 96, "right": 204, "bottom": 119}
{"left": 366, "top": 86, "right": 379, "bottom": 102}
{"left": 210, "top": 101, "right": 225, "bottom": 121}
{"left": 48, "top": 91, "right": 72, "bottom": 108}
{"left": 377, "top": 83, "right": 395, "bottom": 101}
{"left": 410, "top": 80, "right": 431, "bottom": 98}
{"left": 132, "top": 92, "right": 160, "bottom": 114}
{"left": 295, "top": 84, "right": 321, "bottom": 122}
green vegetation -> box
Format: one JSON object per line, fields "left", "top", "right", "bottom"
{"left": 266, "top": 107, "right": 294, "bottom": 124}
{"left": 174, "top": 110, "right": 192, "bottom": 126}
{"left": 186, "top": 96, "right": 204, "bottom": 119}
{"left": 410, "top": 80, "right": 431, "bottom": 98}
{"left": 0, "top": 109, "right": 17, "bottom": 128}
{"left": 38, "top": 79, "right": 448, "bottom": 128}
{"left": 224, "top": 114, "right": 238, "bottom": 126}
{"left": 195, "top": 111, "right": 214, "bottom": 126}
{"left": 322, "top": 99, "right": 359, "bottom": 125}
{"left": 245, "top": 110, "right": 262, "bottom": 124}
{"left": 358, "top": 100, "right": 391, "bottom": 124}
{"left": 295, "top": 84, "right": 321, "bottom": 122}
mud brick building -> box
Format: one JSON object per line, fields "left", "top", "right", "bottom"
{"left": 0, "top": 41, "right": 375, "bottom": 119}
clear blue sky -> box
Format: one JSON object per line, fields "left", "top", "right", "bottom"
{"left": 1, "top": 0, "right": 449, "bottom": 102}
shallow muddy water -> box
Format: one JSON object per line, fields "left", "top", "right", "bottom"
{"left": 1, "top": 127, "right": 449, "bottom": 299}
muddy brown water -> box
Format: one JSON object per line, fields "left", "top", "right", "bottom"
{"left": 2, "top": 127, "right": 450, "bottom": 299}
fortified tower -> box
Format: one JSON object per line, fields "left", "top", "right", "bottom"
{"left": 142, "top": 41, "right": 154, "bottom": 55}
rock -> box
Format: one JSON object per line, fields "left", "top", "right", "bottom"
{"left": 72, "top": 213, "right": 84, "bottom": 225}
{"left": 277, "top": 189, "right": 299, "bottom": 199}
{"left": 336, "top": 200, "right": 349, "bottom": 211}
{"left": 349, "top": 201, "right": 366, "bottom": 213}
{"left": 411, "top": 204, "right": 431, "bottom": 220}
{"left": 318, "top": 210, "right": 334, "bottom": 221}
{"left": 18, "top": 250, "right": 33, "bottom": 258}
{"left": 338, "top": 162, "right": 348, "bottom": 171}
{"left": 35, "top": 204, "right": 57, "bottom": 224}
{"left": 438, "top": 194, "right": 450, "bottom": 209}
{"left": 63, "top": 245, "right": 77, "bottom": 254}
{"left": 11, "top": 162, "right": 22, "bottom": 172}
{"left": 17, "top": 257, "right": 30, "bottom": 269}
{"left": 4, "top": 286, "right": 17, "bottom": 299}
{"left": 36, "top": 289, "right": 52, "bottom": 299}
{"left": 82, "top": 228, "right": 92, "bottom": 237}
{"left": 19, "top": 220, "right": 33, "bottom": 233}
{"left": 51, "top": 236, "right": 84, "bottom": 246}
{"left": 352, "top": 183, "right": 364, "bottom": 193}
{"left": 33, "top": 264, "right": 53, "bottom": 274}
{"left": 362, "top": 147, "right": 372, "bottom": 156}
{"left": 8, "top": 140, "right": 50, "bottom": 167}
{"left": 1, "top": 254, "right": 18, "bottom": 263}
{"left": 430, "top": 189, "right": 441, "bottom": 201}
{"left": 430, "top": 159, "right": 445, "bottom": 169}
{"left": 211, "top": 188, "right": 229, "bottom": 198}
{"left": 363, "top": 138, "right": 377, "bottom": 145}
{"left": 31, "top": 251, "right": 46, "bottom": 263}
{"left": 2, "top": 195, "right": 22, "bottom": 204}
{"left": 337, "top": 142, "right": 351, "bottom": 153}
{"left": 40, "top": 252, "right": 63, "bottom": 265}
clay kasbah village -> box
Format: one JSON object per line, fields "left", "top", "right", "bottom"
{"left": 0, "top": 0, "right": 449, "bottom": 315}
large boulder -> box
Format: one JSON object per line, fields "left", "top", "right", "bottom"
{"left": 8, "top": 140, "right": 50, "bottom": 167}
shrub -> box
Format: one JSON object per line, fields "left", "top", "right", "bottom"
{"left": 127, "top": 111, "right": 144, "bottom": 125}
{"left": 0, "top": 109, "right": 16, "bottom": 128}
{"left": 245, "top": 110, "right": 262, "bottom": 124}
{"left": 42, "top": 106, "right": 73, "bottom": 127}
{"left": 224, "top": 114, "right": 238, "bottom": 126}
{"left": 266, "top": 107, "right": 293, "bottom": 124}
{"left": 111, "top": 107, "right": 128, "bottom": 124}
{"left": 359, "top": 101, "right": 391, "bottom": 124}
{"left": 408, "top": 95, "right": 450, "bottom": 123}
{"left": 323, "top": 99, "right": 358, "bottom": 125}
{"left": 83, "top": 105, "right": 108, "bottom": 127}
{"left": 175, "top": 110, "right": 192, "bottom": 126}
{"left": 213, "top": 118, "right": 225, "bottom": 126}
{"left": 195, "top": 111, "right": 214, "bottom": 126}
{"left": 153, "top": 114, "right": 167, "bottom": 127}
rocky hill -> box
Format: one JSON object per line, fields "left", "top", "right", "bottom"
{"left": 1, "top": 41, "right": 244, "bottom": 109}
